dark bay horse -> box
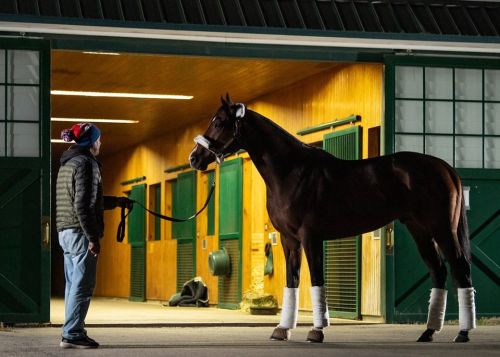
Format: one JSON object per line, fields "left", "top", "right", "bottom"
{"left": 189, "top": 95, "right": 475, "bottom": 343}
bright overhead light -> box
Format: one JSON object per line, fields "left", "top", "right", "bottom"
{"left": 83, "top": 51, "right": 120, "bottom": 55}
{"left": 51, "top": 90, "right": 193, "bottom": 100}
{"left": 51, "top": 117, "right": 139, "bottom": 124}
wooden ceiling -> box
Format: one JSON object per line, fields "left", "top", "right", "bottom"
{"left": 51, "top": 50, "right": 337, "bottom": 159}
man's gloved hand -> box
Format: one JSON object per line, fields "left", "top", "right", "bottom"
{"left": 117, "top": 197, "right": 133, "bottom": 209}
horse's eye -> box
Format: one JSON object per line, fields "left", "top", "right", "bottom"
{"left": 214, "top": 121, "right": 223, "bottom": 129}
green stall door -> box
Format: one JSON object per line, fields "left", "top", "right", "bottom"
{"left": 218, "top": 158, "right": 243, "bottom": 309}
{"left": 128, "top": 184, "right": 146, "bottom": 301}
{"left": 323, "top": 127, "right": 362, "bottom": 320}
{"left": 172, "top": 171, "right": 196, "bottom": 292}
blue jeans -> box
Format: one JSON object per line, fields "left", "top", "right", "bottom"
{"left": 58, "top": 229, "right": 98, "bottom": 340}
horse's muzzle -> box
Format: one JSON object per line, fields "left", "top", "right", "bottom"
{"left": 189, "top": 150, "right": 208, "bottom": 171}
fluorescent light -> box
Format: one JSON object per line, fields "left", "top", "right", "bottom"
{"left": 51, "top": 117, "right": 139, "bottom": 124}
{"left": 51, "top": 90, "right": 193, "bottom": 100}
{"left": 83, "top": 51, "right": 120, "bottom": 55}
{"left": 51, "top": 139, "right": 71, "bottom": 144}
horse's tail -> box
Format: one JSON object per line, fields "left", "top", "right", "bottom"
{"left": 457, "top": 188, "right": 471, "bottom": 262}
{"left": 449, "top": 168, "right": 471, "bottom": 262}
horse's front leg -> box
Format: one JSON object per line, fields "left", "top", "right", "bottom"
{"left": 303, "top": 237, "right": 329, "bottom": 343}
{"left": 270, "top": 237, "right": 302, "bottom": 341}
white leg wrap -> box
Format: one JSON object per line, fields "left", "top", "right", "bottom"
{"left": 458, "top": 287, "right": 476, "bottom": 331}
{"left": 426, "top": 288, "right": 447, "bottom": 331}
{"left": 278, "top": 287, "right": 299, "bottom": 329}
{"left": 310, "top": 286, "right": 330, "bottom": 328}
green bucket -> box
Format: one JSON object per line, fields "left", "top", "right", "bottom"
{"left": 208, "top": 247, "right": 231, "bottom": 276}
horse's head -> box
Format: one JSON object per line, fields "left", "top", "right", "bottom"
{"left": 189, "top": 94, "right": 245, "bottom": 170}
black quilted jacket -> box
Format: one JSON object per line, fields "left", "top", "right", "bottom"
{"left": 56, "top": 146, "right": 117, "bottom": 242}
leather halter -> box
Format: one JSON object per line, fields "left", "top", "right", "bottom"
{"left": 194, "top": 103, "right": 245, "bottom": 164}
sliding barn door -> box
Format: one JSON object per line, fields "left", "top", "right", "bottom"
{"left": 0, "top": 39, "right": 50, "bottom": 323}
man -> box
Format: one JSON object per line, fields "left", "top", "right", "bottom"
{"left": 56, "top": 123, "right": 130, "bottom": 349}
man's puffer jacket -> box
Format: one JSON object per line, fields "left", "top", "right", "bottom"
{"left": 56, "top": 146, "right": 105, "bottom": 242}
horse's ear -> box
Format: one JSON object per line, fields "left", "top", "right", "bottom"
{"left": 221, "top": 95, "right": 230, "bottom": 113}
{"left": 234, "top": 103, "right": 245, "bottom": 119}
{"left": 225, "top": 93, "right": 233, "bottom": 105}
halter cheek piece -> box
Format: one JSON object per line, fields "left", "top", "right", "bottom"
{"left": 194, "top": 103, "right": 245, "bottom": 164}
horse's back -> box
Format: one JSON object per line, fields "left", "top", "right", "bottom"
{"left": 295, "top": 149, "right": 461, "bottom": 238}
{"left": 389, "top": 151, "right": 461, "bottom": 194}
{"left": 378, "top": 151, "right": 463, "bottom": 231}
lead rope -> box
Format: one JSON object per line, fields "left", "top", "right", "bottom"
{"left": 116, "top": 177, "right": 216, "bottom": 242}
{"left": 117, "top": 102, "right": 245, "bottom": 242}
{"left": 117, "top": 202, "right": 133, "bottom": 243}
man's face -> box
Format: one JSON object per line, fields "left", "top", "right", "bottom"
{"left": 90, "top": 137, "right": 101, "bottom": 156}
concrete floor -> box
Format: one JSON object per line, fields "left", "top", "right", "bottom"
{"left": 50, "top": 297, "right": 367, "bottom": 327}
{"left": 1, "top": 298, "right": 497, "bottom": 356}
{"left": 1, "top": 325, "right": 499, "bottom": 357}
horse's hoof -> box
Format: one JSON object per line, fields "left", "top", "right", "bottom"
{"left": 417, "top": 328, "right": 434, "bottom": 342}
{"left": 270, "top": 327, "right": 290, "bottom": 341}
{"left": 306, "top": 329, "right": 324, "bottom": 343}
{"left": 453, "top": 330, "right": 469, "bottom": 343}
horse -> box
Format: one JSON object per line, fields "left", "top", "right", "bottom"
{"left": 189, "top": 95, "right": 476, "bottom": 343}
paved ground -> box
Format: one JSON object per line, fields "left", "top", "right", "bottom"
{"left": 1, "top": 325, "right": 499, "bottom": 357}
{"left": 1, "top": 298, "right": 498, "bottom": 356}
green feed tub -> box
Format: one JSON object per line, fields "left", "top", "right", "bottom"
{"left": 208, "top": 247, "right": 231, "bottom": 276}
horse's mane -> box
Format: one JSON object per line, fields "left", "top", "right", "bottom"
{"left": 248, "top": 109, "right": 311, "bottom": 150}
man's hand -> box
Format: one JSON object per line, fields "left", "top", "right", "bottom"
{"left": 89, "top": 240, "right": 100, "bottom": 257}
{"left": 117, "top": 197, "right": 132, "bottom": 209}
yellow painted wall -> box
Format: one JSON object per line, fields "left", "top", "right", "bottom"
{"left": 250, "top": 63, "right": 384, "bottom": 314}
{"left": 97, "top": 63, "right": 384, "bottom": 317}
{"left": 96, "top": 123, "right": 210, "bottom": 299}
{"left": 194, "top": 169, "right": 219, "bottom": 303}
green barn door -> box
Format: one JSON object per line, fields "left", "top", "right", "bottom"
{"left": 323, "top": 126, "right": 362, "bottom": 319}
{"left": 460, "top": 170, "right": 500, "bottom": 318}
{"left": 385, "top": 57, "right": 500, "bottom": 322}
{"left": 218, "top": 158, "right": 243, "bottom": 309}
{"left": 0, "top": 39, "right": 51, "bottom": 323}
{"left": 390, "top": 175, "right": 500, "bottom": 322}
{"left": 128, "top": 184, "right": 146, "bottom": 301}
{"left": 172, "top": 171, "right": 196, "bottom": 292}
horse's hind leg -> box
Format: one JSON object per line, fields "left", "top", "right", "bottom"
{"left": 405, "top": 221, "right": 448, "bottom": 342}
{"left": 303, "top": 237, "right": 329, "bottom": 343}
{"left": 435, "top": 232, "right": 475, "bottom": 343}
{"left": 270, "top": 237, "right": 302, "bottom": 341}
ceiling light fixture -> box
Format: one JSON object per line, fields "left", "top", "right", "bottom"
{"left": 51, "top": 90, "right": 193, "bottom": 100}
{"left": 51, "top": 117, "right": 139, "bottom": 124}
{"left": 83, "top": 51, "right": 120, "bottom": 55}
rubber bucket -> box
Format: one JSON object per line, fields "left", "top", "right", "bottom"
{"left": 208, "top": 247, "right": 231, "bottom": 276}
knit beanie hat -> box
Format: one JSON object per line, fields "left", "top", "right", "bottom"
{"left": 61, "top": 123, "right": 101, "bottom": 148}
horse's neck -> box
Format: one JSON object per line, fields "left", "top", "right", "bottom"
{"left": 241, "top": 111, "right": 304, "bottom": 187}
